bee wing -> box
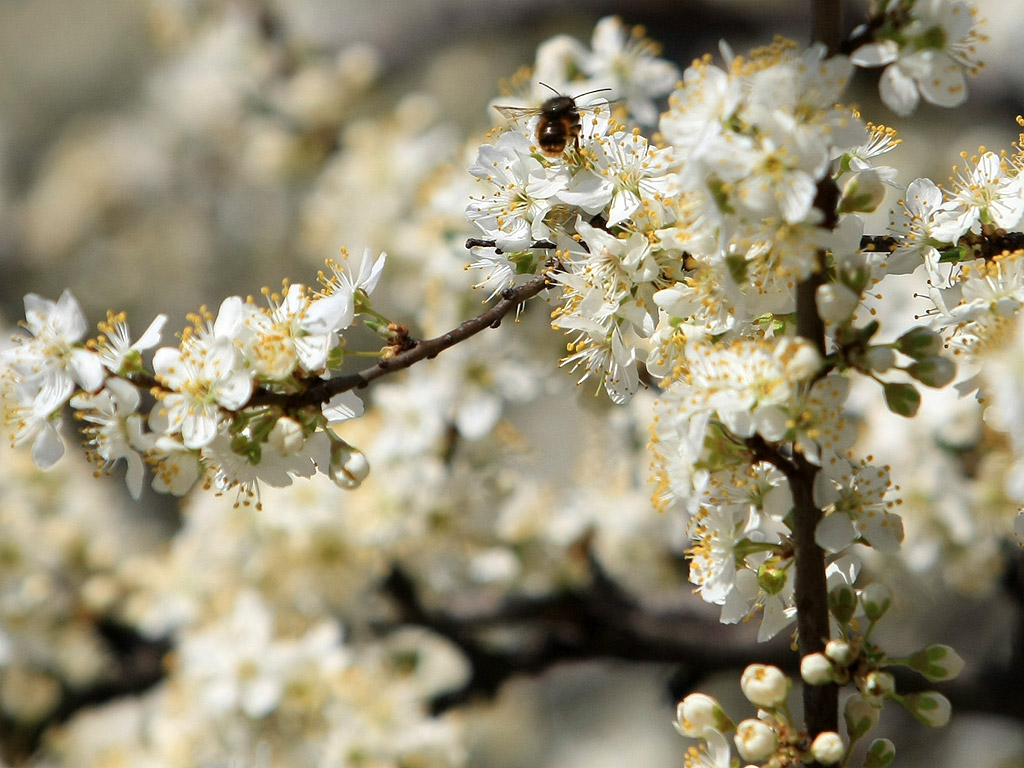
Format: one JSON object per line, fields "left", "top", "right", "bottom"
{"left": 576, "top": 98, "right": 617, "bottom": 116}
{"left": 493, "top": 104, "right": 541, "bottom": 122}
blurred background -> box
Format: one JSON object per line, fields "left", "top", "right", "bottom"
{"left": 1, "top": 1, "right": 1024, "bottom": 766}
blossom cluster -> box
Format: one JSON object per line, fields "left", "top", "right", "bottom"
{"left": 2, "top": 250, "right": 385, "bottom": 505}
{"left": 673, "top": 584, "right": 964, "bottom": 767}
{"left": 506, "top": 37, "right": 889, "bottom": 637}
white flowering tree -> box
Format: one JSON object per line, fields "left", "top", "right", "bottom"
{"left": 1, "top": 0, "right": 1023, "bottom": 766}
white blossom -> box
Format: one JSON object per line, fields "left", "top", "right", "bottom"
{"left": 851, "top": 0, "right": 982, "bottom": 116}
{"left": 153, "top": 319, "right": 254, "bottom": 450}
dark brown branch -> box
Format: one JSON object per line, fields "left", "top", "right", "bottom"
{"left": 859, "top": 231, "right": 1024, "bottom": 260}
{"left": 742, "top": 436, "right": 833, "bottom": 725}
{"left": 787, "top": 453, "right": 837, "bottom": 736}
{"left": 464, "top": 237, "right": 556, "bottom": 253}
{"left": 122, "top": 231, "right": 1024, "bottom": 408}
{"left": 811, "top": 0, "right": 843, "bottom": 55}
{"left": 790, "top": 173, "right": 841, "bottom": 745}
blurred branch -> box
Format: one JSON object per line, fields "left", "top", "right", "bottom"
{"left": 0, "top": 621, "right": 170, "bottom": 765}
{"left": 380, "top": 554, "right": 794, "bottom": 714}
{"left": 811, "top": 0, "right": 843, "bottom": 54}
{"left": 381, "top": 550, "right": 1024, "bottom": 723}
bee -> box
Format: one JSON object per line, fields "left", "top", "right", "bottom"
{"left": 494, "top": 83, "right": 612, "bottom": 156}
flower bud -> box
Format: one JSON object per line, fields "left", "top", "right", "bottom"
{"left": 740, "top": 664, "right": 789, "bottom": 708}
{"left": 863, "top": 738, "right": 896, "bottom": 768}
{"left": 757, "top": 561, "right": 787, "bottom": 596}
{"left": 861, "top": 345, "right": 896, "bottom": 373}
{"left": 908, "top": 645, "right": 964, "bottom": 681}
{"left": 828, "top": 583, "right": 858, "bottom": 625}
{"left": 734, "top": 719, "right": 778, "bottom": 762}
{"left": 674, "top": 693, "right": 733, "bottom": 738}
{"left": 825, "top": 639, "right": 856, "bottom": 667}
{"left": 810, "top": 731, "right": 845, "bottom": 765}
{"left": 801, "top": 653, "right": 834, "bottom": 686}
{"left": 839, "top": 169, "right": 887, "bottom": 214}
{"left": 268, "top": 416, "right": 305, "bottom": 456}
{"left": 777, "top": 337, "right": 823, "bottom": 380}
{"left": 844, "top": 694, "right": 880, "bottom": 740}
{"left": 328, "top": 438, "right": 370, "bottom": 489}
{"left": 907, "top": 356, "right": 956, "bottom": 388}
{"left": 861, "top": 670, "right": 895, "bottom": 699}
{"left": 859, "top": 582, "right": 892, "bottom": 621}
{"left": 902, "top": 691, "right": 952, "bottom": 727}
{"left": 816, "top": 283, "right": 860, "bottom": 324}
{"left": 883, "top": 381, "right": 921, "bottom": 417}
{"left": 894, "top": 326, "right": 942, "bottom": 358}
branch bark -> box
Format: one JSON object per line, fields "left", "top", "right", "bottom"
{"left": 789, "top": 133, "right": 843, "bottom": 748}
{"left": 811, "top": 0, "right": 843, "bottom": 55}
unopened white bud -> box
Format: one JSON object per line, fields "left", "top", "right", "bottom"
{"left": 825, "top": 639, "right": 856, "bottom": 667}
{"left": 909, "top": 644, "right": 964, "bottom": 681}
{"left": 801, "top": 653, "right": 835, "bottom": 685}
{"left": 908, "top": 355, "right": 956, "bottom": 388}
{"left": 674, "top": 693, "right": 732, "bottom": 738}
{"left": 862, "top": 345, "right": 896, "bottom": 373}
{"left": 902, "top": 691, "right": 951, "bottom": 727}
{"left": 268, "top": 416, "right": 305, "bottom": 455}
{"left": 860, "top": 582, "right": 892, "bottom": 620}
{"left": 740, "top": 664, "right": 789, "bottom": 708}
{"left": 816, "top": 283, "right": 860, "bottom": 324}
{"left": 811, "top": 731, "right": 845, "bottom": 764}
{"left": 862, "top": 670, "right": 896, "bottom": 698}
{"left": 328, "top": 439, "right": 370, "bottom": 489}
{"left": 839, "top": 169, "right": 887, "bottom": 214}
{"left": 734, "top": 718, "right": 778, "bottom": 762}
{"left": 864, "top": 738, "right": 896, "bottom": 768}
{"left": 844, "top": 693, "right": 881, "bottom": 739}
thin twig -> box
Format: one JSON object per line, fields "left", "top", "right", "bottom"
{"left": 247, "top": 274, "right": 553, "bottom": 409}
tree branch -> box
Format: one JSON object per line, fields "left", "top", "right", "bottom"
{"left": 379, "top": 553, "right": 1024, "bottom": 723}
{"left": 379, "top": 558, "right": 794, "bottom": 713}
{"left": 246, "top": 273, "right": 553, "bottom": 409}
{"left": 790, "top": 174, "right": 841, "bottom": 745}
{"left": 811, "top": 0, "right": 843, "bottom": 55}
